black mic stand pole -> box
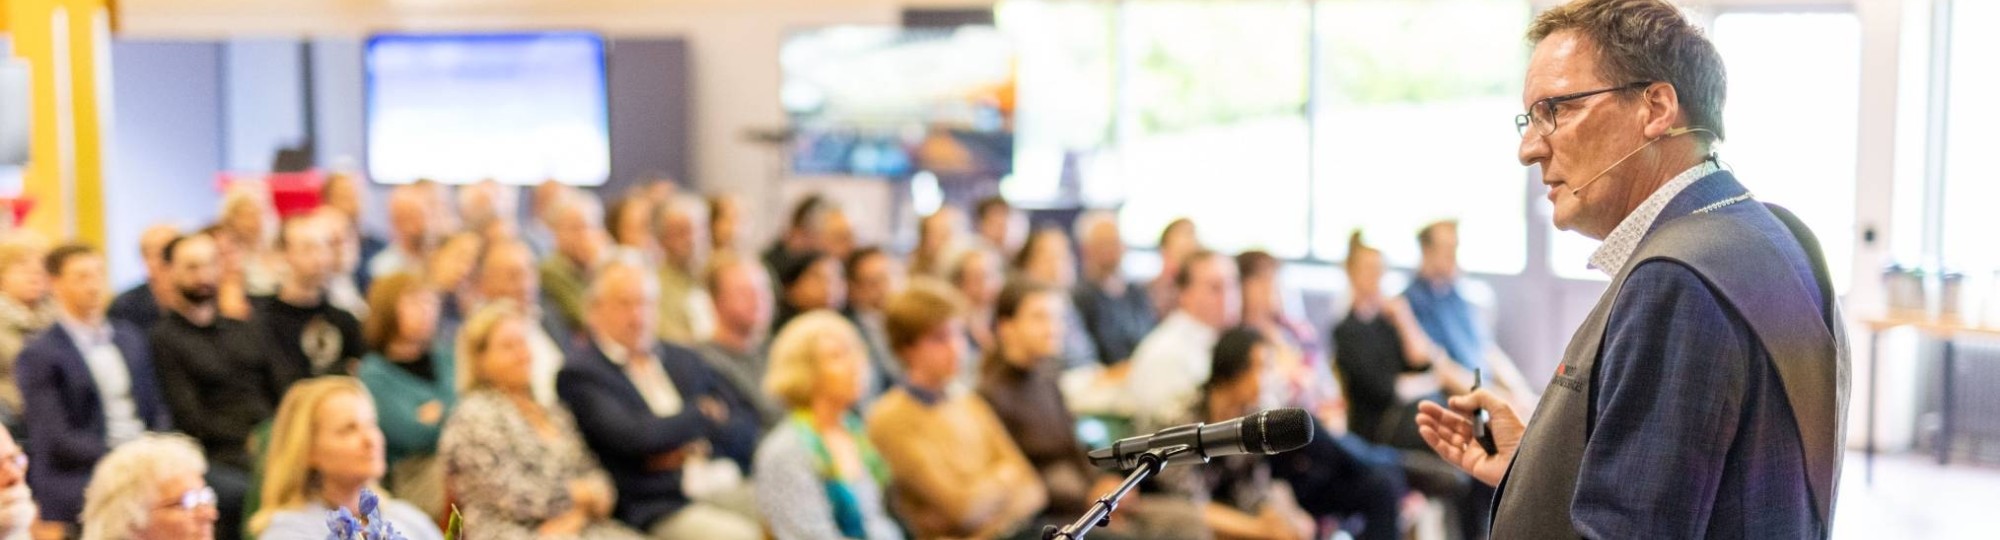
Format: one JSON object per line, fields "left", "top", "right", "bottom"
{"left": 1042, "top": 447, "right": 1191, "bottom": 540}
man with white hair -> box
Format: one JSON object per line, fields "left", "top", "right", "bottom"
{"left": 557, "top": 262, "right": 761, "bottom": 540}
{"left": 78, "top": 434, "right": 216, "bottom": 540}
{"left": 654, "top": 195, "right": 714, "bottom": 345}
{"left": 538, "top": 188, "right": 609, "bottom": 331}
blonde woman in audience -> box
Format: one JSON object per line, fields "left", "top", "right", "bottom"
{"left": 909, "top": 208, "right": 963, "bottom": 280}
{"left": 357, "top": 273, "right": 457, "bottom": 520}
{"left": 78, "top": 434, "right": 217, "bottom": 540}
{"left": 251, "top": 377, "right": 443, "bottom": 540}
{"left": 439, "top": 302, "right": 645, "bottom": 539}
{"left": 0, "top": 232, "right": 52, "bottom": 421}
{"left": 753, "top": 311, "right": 903, "bottom": 540}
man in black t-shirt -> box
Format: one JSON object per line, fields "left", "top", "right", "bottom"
{"left": 251, "top": 214, "right": 365, "bottom": 377}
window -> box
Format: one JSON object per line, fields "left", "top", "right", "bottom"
{"left": 1550, "top": 11, "right": 1863, "bottom": 285}
{"left": 1942, "top": 1, "right": 2000, "bottom": 279}
{"left": 1313, "top": 0, "right": 1530, "bottom": 272}
{"left": 998, "top": 0, "right": 1116, "bottom": 204}
{"left": 1110, "top": 0, "right": 1312, "bottom": 258}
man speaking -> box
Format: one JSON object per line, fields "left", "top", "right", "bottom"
{"left": 1416, "top": 0, "right": 1850, "bottom": 538}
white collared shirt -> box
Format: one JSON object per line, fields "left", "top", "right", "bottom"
{"left": 1588, "top": 161, "right": 1722, "bottom": 277}
{"left": 57, "top": 314, "right": 145, "bottom": 448}
{"left": 595, "top": 335, "right": 684, "bottom": 417}
{"left": 1122, "top": 310, "right": 1222, "bottom": 422}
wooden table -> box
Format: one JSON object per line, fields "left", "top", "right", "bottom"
{"left": 1862, "top": 317, "right": 2000, "bottom": 485}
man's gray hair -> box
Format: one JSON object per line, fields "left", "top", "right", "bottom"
{"left": 1528, "top": 0, "right": 1727, "bottom": 140}
{"left": 586, "top": 256, "right": 660, "bottom": 307}
{"left": 80, "top": 434, "right": 208, "bottom": 540}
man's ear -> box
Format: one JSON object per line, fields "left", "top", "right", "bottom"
{"left": 1639, "top": 82, "right": 1683, "bottom": 139}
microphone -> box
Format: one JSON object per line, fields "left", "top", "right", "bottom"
{"left": 1567, "top": 126, "right": 1713, "bottom": 197}
{"left": 1088, "top": 408, "right": 1315, "bottom": 470}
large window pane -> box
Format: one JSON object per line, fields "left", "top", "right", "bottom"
{"left": 998, "top": 0, "right": 1116, "bottom": 204}
{"left": 1943, "top": 1, "right": 2000, "bottom": 279}
{"left": 1314, "top": 0, "right": 1529, "bottom": 272}
{"left": 1112, "top": 0, "right": 1311, "bottom": 257}
{"left": 1552, "top": 12, "right": 1862, "bottom": 284}
{"left": 1711, "top": 12, "right": 1860, "bottom": 291}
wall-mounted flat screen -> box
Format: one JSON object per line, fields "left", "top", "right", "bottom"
{"left": 365, "top": 32, "right": 609, "bottom": 185}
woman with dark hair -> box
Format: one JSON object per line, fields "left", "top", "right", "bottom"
{"left": 356, "top": 272, "right": 456, "bottom": 520}
{"left": 1010, "top": 229, "right": 1098, "bottom": 369}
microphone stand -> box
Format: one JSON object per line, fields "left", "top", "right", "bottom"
{"left": 1042, "top": 446, "right": 1190, "bottom": 540}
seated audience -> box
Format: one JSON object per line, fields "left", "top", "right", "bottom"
{"left": 819, "top": 207, "right": 857, "bottom": 263}
{"left": 557, "top": 261, "right": 761, "bottom": 539}
{"left": 909, "top": 208, "right": 964, "bottom": 280}
{"left": 369, "top": 184, "right": 437, "bottom": 282}
{"left": 78, "top": 434, "right": 217, "bottom": 540}
{"left": 0, "top": 232, "right": 54, "bottom": 426}
{"left": 440, "top": 303, "right": 645, "bottom": 539}
{"left": 150, "top": 233, "right": 297, "bottom": 540}
{"left": 1235, "top": 251, "right": 1339, "bottom": 418}
{"left": 356, "top": 273, "right": 457, "bottom": 519}
{"left": 761, "top": 195, "right": 833, "bottom": 288}
{"left": 1148, "top": 218, "right": 1201, "bottom": 316}
{"left": 18, "top": 245, "right": 173, "bottom": 535}
{"left": 1403, "top": 220, "right": 1536, "bottom": 409}
{"left": 753, "top": 311, "right": 903, "bottom": 540}
{"left": 706, "top": 194, "right": 743, "bottom": 257}
{"left": 252, "top": 215, "right": 365, "bottom": 377}
{"left": 1, "top": 425, "right": 40, "bottom": 538}
{"left": 947, "top": 247, "right": 1002, "bottom": 374}
{"left": 219, "top": 186, "right": 283, "bottom": 297}
{"left": 977, "top": 280, "right": 1203, "bottom": 539}
{"left": 608, "top": 195, "right": 660, "bottom": 265}
{"left": 249, "top": 377, "right": 443, "bottom": 540}
{"left": 473, "top": 240, "right": 573, "bottom": 403}
{"left": 540, "top": 189, "right": 608, "bottom": 332}
{"left": 313, "top": 208, "right": 372, "bottom": 319}
{"left": 973, "top": 195, "right": 1022, "bottom": 255}
{"left": 655, "top": 195, "right": 713, "bottom": 345}
{"left": 106, "top": 224, "right": 181, "bottom": 332}
{"left": 867, "top": 281, "right": 1044, "bottom": 539}
{"left": 319, "top": 172, "right": 388, "bottom": 292}
{"left": 843, "top": 247, "right": 902, "bottom": 395}
{"left": 1064, "top": 212, "right": 1155, "bottom": 414}
{"left": 773, "top": 250, "right": 844, "bottom": 335}
{"left": 1153, "top": 328, "right": 1317, "bottom": 540}
{"left": 1011, "top": 228, "right": 1098, "bottom": 369}
{"left": 1125, "top": 250, "right": 1238, "bottom": 422}
{"left": 694, "top": 253, "right": 781, "bottom": 428}
{"left": 426, "top": 231, "right": 485, "bottom": 331}
{"left": 1332, "top": 232, "right": 1484, "bottom": 538}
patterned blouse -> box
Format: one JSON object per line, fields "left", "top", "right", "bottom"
{"left": 439, "top": 389, "right": 647, "bottom": 540}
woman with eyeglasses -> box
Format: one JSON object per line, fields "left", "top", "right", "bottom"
{"left": 249, "top": 377, "right": 443, "bottom": 540}
{"left": 77, "top": 433, "right": 216, "bottom": 540}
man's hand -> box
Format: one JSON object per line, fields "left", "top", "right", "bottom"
{"left": 646, "top": 441, "right": 709, "bottom": 472}
{"left": 697, "top": 396, "right": 729, "bottom": 424}
{"left": 1415, "top": 389, "right": 1525, "bottom": 487}
{"left": 417, "top": 400, "right": 445, "bottom": 426}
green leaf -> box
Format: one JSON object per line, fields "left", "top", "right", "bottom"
{"left": 444, "top": 506, "right": 463, "bottom": 540}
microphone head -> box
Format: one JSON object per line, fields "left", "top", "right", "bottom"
{"left": 1242, "top": 408, "right": 1314, "bottom": 455}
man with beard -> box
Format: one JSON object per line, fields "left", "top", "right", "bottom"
{"left": 148, "top": 232, "right": 296, "bottom": 540}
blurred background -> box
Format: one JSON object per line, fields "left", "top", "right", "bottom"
{"left": 2, "top": 0, "right": 1997, "bottom": 537}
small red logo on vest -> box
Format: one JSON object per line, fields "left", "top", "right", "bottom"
{"left": 1558, "top": 364, "right": 1567, "bottom": 376}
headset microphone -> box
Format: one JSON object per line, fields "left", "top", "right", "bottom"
{"left": 1567, "top": 126, "right": 1714, "bottom": 197}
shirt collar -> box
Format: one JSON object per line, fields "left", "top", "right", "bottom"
{"left": 900, "top": 381, "right": 945, "bottom": 406}
{"left": 1588, "top": 161, "right": 1722, "bottom": 277}
{"left": 58, "top": 312, "right": 113, "bottom": 348}
{"left": 594, "top": 334, "right": 640, "bottom": 367}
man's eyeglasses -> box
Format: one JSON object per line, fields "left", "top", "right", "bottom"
{"left": 156, "top": 486, "right": 217, "bottom": 513}
{"left": 0, "top": 451, "right": 25, "bottom": 471}
{"left": 1515, "top": 81, "right": 1655, "bottom": 137}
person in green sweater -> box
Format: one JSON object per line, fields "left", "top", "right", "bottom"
{"left": 356, "top": 272, "right": 456, "bottom": 522}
